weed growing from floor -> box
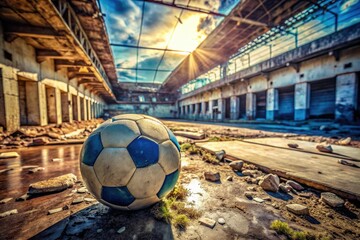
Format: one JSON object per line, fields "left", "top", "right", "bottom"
{"left": 200, "top": 150, "right": 219, "bottom": 164}
{"left": 151, "top": 184, "right": 201, "bottom": 230}
{"left": 180, "top": 142, "right": 192, "bottom": 152}
{"left": 270, "top": 220, "right": 331, "bottom": 240}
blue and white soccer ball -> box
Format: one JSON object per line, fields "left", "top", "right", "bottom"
{"left": 79, "top": 114, "right": 181, "bottom": 210}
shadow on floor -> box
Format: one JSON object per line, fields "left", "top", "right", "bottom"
{"left": 31, "top": 203, "right": 174, "bottom": 240}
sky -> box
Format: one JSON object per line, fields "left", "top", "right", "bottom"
{"left": 99, "top": 0, "right": 240, "bottom": 84}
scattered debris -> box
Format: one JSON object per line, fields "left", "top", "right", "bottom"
{"left": 84, "top": 198, "right": 97, "bottom": 203}
{"left": 28, "top": 167, "right": 45, "bottom": 174}
{"left": 52, "top": 158, "right": 63, "bottom": 162}
{"left": 226, "top": 176, "right": 233, "bottom": 181}
{"left": 117, "top": 226, "right": 126, "bottom": 234}
{"left": 199, "top": 217, "right": 216, "bottom": 228}
{"left": 0, "top": 168, "right": 13, "bottom": 174}
{"left": 279, "top": 183, "right": 292, "bottom": 193}
{"left": 286, "top": 204, "right": 309, "bottom": 215}
{"left": 229, "top": 160, "right": 244, "bottom": 171}
{"left": 204, "top": 171, "right": 220, "bottom": 182}
{"left": 21, "top": 165, "right": 39, "bottom": 169}
{"left": 0, "top": 197, "right": 12, "bottom": 204}
{"left": 244, "top": 192, "right": 253, "bottom": 199}
{"left": 321, "top": 192, "right": 344, "bottom": 208}
{"left": 259, "top": 174, "right": 279, "bottom": 192}
{"left": 287, "top": 143, "right": 299, "bottom": 148}
{"left": 316, "top": 144, "right": 333, "bottom": 153}
{"left": 48, "top": 206, "right": 68, "bottom": 215}
{"left": 31, "top": 137, "right": 49, "bottom": 146}
{"left": 214, "top": 150, "right": 226, "bottom": 161}
{"left": 28, "top": 173, "right": 77, "bottom": 194}
{"left": 16, "top": 193, "right": 30, "bottom": 201}
{"left": 286, "top": 180, "right": 304, "bottom": 191}
{"left": 338, "top": 159, "right": 359, "bottom": 168}
{"left": 218, "top": 218, "right": 226, "bottom": 225}
{"left": 77, "top": 187, "right": 87, "bottom": 193}
{"left": 72, "top": 197, "right": 84, "bottom": 204}
{"left": 338, "top": 137, "right": 351, "bottom": 145}
{"left": 247, "top": 186, "right": 256, "bottom": 191}
{"left": 299, "top": 192, "right": 313, "bottom": 198}
{"left": 253, "top": 197, "right": 265, "bottom": 203}
{"left": 174, "top": 131, "right": 205, "bottom": 140}
{"left": 242, "top": 170, "right": 258, "bottom": 177}
{"left": 0, "top": 209, "right": 18, "bottom": 218}
{"left": 0, "top": 152, "right": 19, "bottom": 159}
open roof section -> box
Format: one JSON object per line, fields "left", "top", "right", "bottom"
{"left": 99, "top": 0, "right": 241, "bottom": 88}
{"left": 161, "top": 0, "right": 316, "bottom": 92}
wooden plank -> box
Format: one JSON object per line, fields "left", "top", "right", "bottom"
{"left": 196, "top": 141, "right": 360, "bottom": 201}
{"left": 243, "top": 138, "right": 360, "bottom": 161}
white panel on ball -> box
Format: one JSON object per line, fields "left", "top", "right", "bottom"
{"left": 158, "top": 140, "right": 181, "bottom": 174}
{"left": 127, "top": 163, "right": 166, "bottom": 198}
{"left": 94, "top": 148, "right": 136, "bottom": 187}
{"left": 136, "top": 118, "right": 169, "bottom": 143}
{"left": 80, "top": 163, "right": 102, "bottom": 199}
{"left": 101, "top": 120, "right": 140, "bottom": 147}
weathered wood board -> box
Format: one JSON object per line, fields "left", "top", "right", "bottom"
{"left": 196, "top": 140, "right": 360, "bottom": 200}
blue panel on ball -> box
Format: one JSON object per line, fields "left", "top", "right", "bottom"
{"left": 127, "top": 136, "right": 159, "bottom": 168}
{"left": 81, "top": 132, "right": 103, "bottom": 166}
{"left": 166, "top": 127, "right": 180, "bottom": 152}
{"left": 157, "top": 170, "right": 180, "bottom": 198}
{"left": 102, "top": 186, "right": 135, "bottom": 206}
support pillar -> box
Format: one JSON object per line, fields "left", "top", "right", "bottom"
{"left": 61, "top": 91, "right": 70, "bottom": 122}
{"left": 218, "top": 98, "right": 225, "bottom": 121}
{"left": 82, "top": 98, "right": 87, "bottom": 121}
{"left": 201, "top": 101, "right": 206, "bottom": 120}
{"left": 246, "top": 93, "right": 255, "bottom": 120}
{"left": 209, "top": 100, "right": 214, "bottom": 120}
{"left": 266, "top": 88, "right": 278, "bottom": 120}
{"left": 294, "top": 82, "right": 310, "bottom": 121}
{"left": 335, "top": 73, "right": 357, "bottom": 122}
{"left": 0, "top": 66, "right": 20, "bottom": 131}
{"left": 230, "top": 96, "right": 239, "bottom": 120}
{"left": 194, "top": 103, "right": 199, "bottom": 120}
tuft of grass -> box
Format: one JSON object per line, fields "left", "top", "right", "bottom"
{"left": 151, "top": 199, "right": 173, "bottom": 223}
{"left": 187, "top": 145, "right": 200, "bottom": 155}
{"left": 173, "top": 214, "right": 190, "bottom": 229}
{"left": 201, "top": 151, "right": 219, "bottom": 165}
{"left": 167, "top": 185, "right": 188, "bottom": 201}
{"left": 180, "top": 143, "right": 192, "bottom": 152}
{"left": 270, "top": 220, "right": 331, "bottom": 240}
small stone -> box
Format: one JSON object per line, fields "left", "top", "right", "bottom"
{"left": 0, "top": 152, "right": 19, "bottom": 159}
{"left": 77, "top": 187, "right": 87, "bottom": 193}
{"left": 52, "top": 158, "right": 63, "bottom": 162}
{"left": 338, "top": 137, "right": 351, "bottom": 145}
{"left": 84, "top": 198, "right": 96, "bottom": 203}
{"left": 299, "top": 192, "right": 313, "bottom": 198}
{"left": 286, "top": 180, "right": 304, "bottom": 191}
{"left": 287, "top": 143, "right": 299, "bottom": 148}
{"left": 326, "top": 213, "right": 334, "bottom": 218}
{"left": 31, "top": 137, "right": 49, "bottom": 146}
{"left": 279, "top": 183, "right": 292, "bottom": 193}
{"left": 72, "top": 197, "right": 84, "bottom": 204}
{"left": 218, "top": 218, "right": 225, "bottom": 225}
{"left": 226, "top": 176, "right": 233, "bottom": 181}
{"left": 199, "top": 217, "right": 216, "bottom": 228}
{"left": 48, "top": 207, "right": 64, "bottom": 215}
{"left": 0, "top": 209, "right": 18, "bottom": 218}
{"left": 97, "top": 229, "right": 103, "bottom": 233}
{"left": 286, "top": 204, "right": 309, "bottom": 215}
{"left": 272, "top": 203, "right": 280, "bottom": 209}
{"left": 229, "top": 161, "right": 244, "bottom": 171}
{"left": 28, "top": 173, "right": 77, "bottom": 194}
{"left": 244, "top": 192, "right": 253, "bottom": 199}
{"left": 242, "top": 170, "right": 258, "bottom": 177}
{"left": 16, "top": 193, "right": 30, "bottom": 201}
{"left": 259, "top": 174, "right": 280, "bottom": 192}
{"left": 28, "top": 167, "right": 45, "bottom": 174}
{"left": 338, "top": 159, "right": 359, "bottom": 168}
{"left": 204, "top": 172, "right": 220, "bottom": 182}
{"left": 253, "top": 197, "right": 265, "bottom": 203}
{"left": 263, "top": 196, "right": 271, "bottom": 201}
{"left": 316, "top": 144, "right": 333, "bottom": 153}
{"left": 321, "top": 192, "right": 344, "bottom": 208}
{"left": 247, "top": 186, "right": 256, "bottom": 191}
{"left": 214, "top": 150, "right": 226, "bottom": 161}
{"left": 0, "top": 197, "right": 12, "bottom": 204}
{"left": 117, "top": 226, "right": 126, "bottom": 234}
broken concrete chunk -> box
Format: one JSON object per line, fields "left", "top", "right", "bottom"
{"left": 0, "top": 209, "right": 18, "bottom": 218}
{"left": 84, "top": 198, "right": 97, "bottom": 203}
{"left": 204, "top": 171, "right": 220, "bottom": 182}
{"left": 28, "top": 173, "right": 77, "bottom": 194}
{"left": 174, "top": 131, "right": 205, "bottom": 140}
{"left": 316, "top": 144, "right": 333, "bottom": 153}
{"left": 279, "top": 183, "right": 292, "bottom": 193}
{"left": 31, "top": 137, "right": 49, "bottom": 146}
{"left": 259, "top": 174, "right": 279, "bottom": 192}
{"left": 28, "top": 167, "right": 45, "bottom": 174}
{"left": 21, "top": 165, "right": 39, "bottom": 169}
{"left": 0, "top": 168, "right": 13, "bottom": 174}
{"left": 321, "top": 192, "right": 344, "bottom": 208}
{"left": 253, "top": 197, "right": 265, "bottom": 203}
{"left": 244, "top": 192, "right": 253, "bottom": 199}
{"left": 287, "top": 143, "right": 299, "bottom": 148}
{"left": 0, "top": 152, "right": 19, "bottom": 159}
{"left": 218, "top": 218, "right": 225, "bottom": 225}
{"left": 226, "top": 176, "right": 233, "bottom": 181}
{"left": 286, "top": 204, "right": 309, "bottom": 215}
{"left": 286, "top": 180, "right": 304, "bottom": 191}
{"left": 338, "top": 137, "right": 351, "bottom": 145}
{"left": 77, "top": 187, "right": 87, "bottom": 193}
{"left": 229, "top": 160, "right": 243, "bottom": 171}
{"left": 214, "top": 150, "right": 226, "bottom": 161}
{"left": 242, "top": 170, "right": 258, "bottom": 177}
{"left": 72, "top": 197, "right": 84, "bottom": 204}
{"left": 48, "top": 207, "right": 64, "bottom": 215}
{"left": 338, "top": 159, "right": 359, "bottom": 168}
{"left": 16, "top": 193, "right": 30, "bottom": 201}
{"left": 299, "top": 192, "right": 313, "bottom": 198}
{"left": 0, "top": 197, "right": 12, "bottom": 204}
{"left": 199, "top": 217, "right": 216, "bottom": 228}
{"left": 52, "top": 158, "right": 63, "bottom": 162}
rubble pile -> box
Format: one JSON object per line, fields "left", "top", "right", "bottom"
{"left": 0, "top": 119, "right": 103, "bottom": 149}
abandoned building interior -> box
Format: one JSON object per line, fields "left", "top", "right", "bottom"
{"left": 0, "top": 0, "right": 360, "bottom": 239}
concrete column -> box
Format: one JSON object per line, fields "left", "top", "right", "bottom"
{"left": 61, "top": 91, "right": 70, "bottom": 122}
{"left": 294, "top": 82, "right": 310, "bottom": 121}
{"left": 0, "top": 66, "right": 20, "bottom": 131}
{"left": 46, "top": 87, "right": 61, "bottom": 124}
{"left": 82, "top": 98, "right": 87, "bottom": 121}
{"left": 201, "top": 102, "right": 206, "bottom": 120}
{"left": 27, "top": 82, "right": 48, "bottom": 126}
{"left": 68, "top": 92, "right": 73, "bottom": 123}
{"left": 230, "top": 96, "right": 239, "bottom": 120}
{"left": 209, "top": 100, "right": 214, "bottom": 120}
{"left": 246, "top": 93, "right": 255, "bottom": 120}
{"left": 218, "top": 98, "right": 224, "bottom": 121}
{"left": 87, "top": 99, "right": 91, "bottom": 120}
{"left": 194, "top": 103, "right": 199, "bottom": 120}
{"left": 336, "top": 73, "right": 357, "bottom": 122}
{"left": 266, "top": 88, "right": 278, "bottom": 120}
